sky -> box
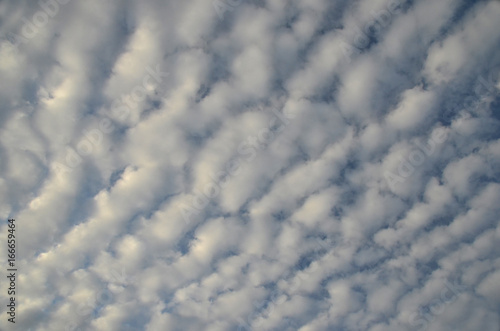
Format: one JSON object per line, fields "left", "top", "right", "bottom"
{"left": 0, "top": 0, "right": 499, "bottom": 330}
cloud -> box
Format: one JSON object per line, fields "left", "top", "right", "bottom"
{"left": 0, "top": 0, "right": 499, "bottom": 330}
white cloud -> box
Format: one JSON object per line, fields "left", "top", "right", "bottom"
{"left": 0, "top": 0, "right": 499, "bottom": 330}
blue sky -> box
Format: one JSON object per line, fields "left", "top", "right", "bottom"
{"left": 0, "top": 0, "right": 499, "bottom": 330}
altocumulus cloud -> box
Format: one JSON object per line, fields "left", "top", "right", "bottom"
{"left": 0, "top": 0, "right": 500, "bottom": 330}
